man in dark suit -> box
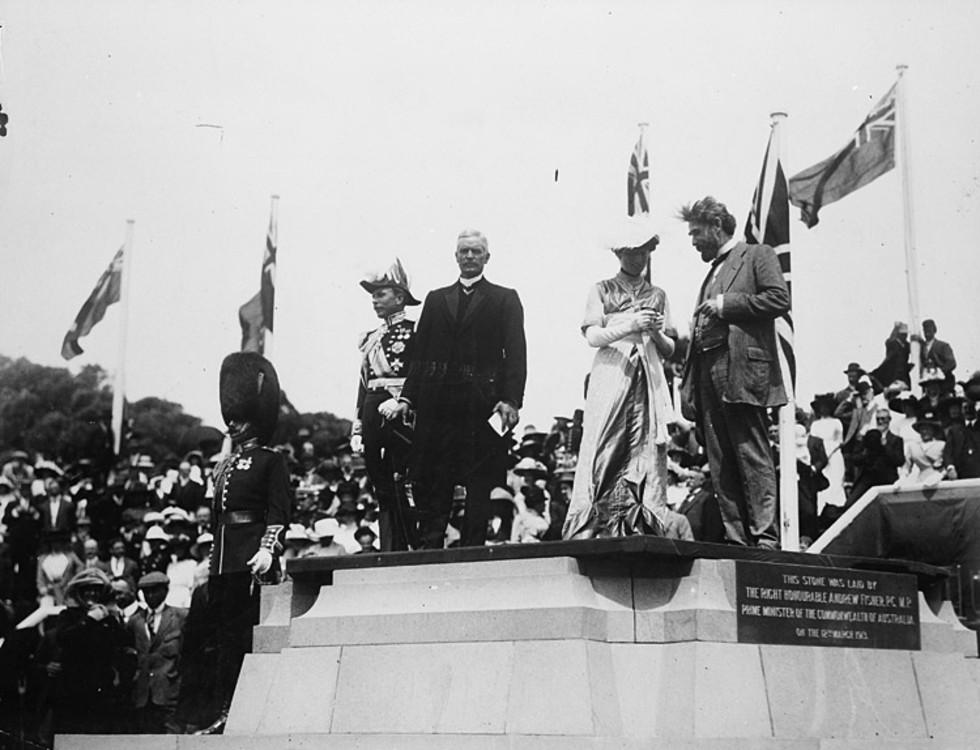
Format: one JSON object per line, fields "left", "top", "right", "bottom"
{"left": 106, "top": 536, "right": 141, "bottom": 592}
{"left": 129, "top": 571, "right": 188, "bottom": 733}
{"left": 912, "top": 318, "right": 957, "bottom": 387}
{"left": 37, "top": 475, "right": 76, "bottom": 535}
{"left": 88, "top": 483, "right": 127, "bottom": 548}
{"left": 944, "top": 371, "right": 980, "bottom": 480}
{"left": 167, "top": 461, "right": 206, "bottom": 512}
{"left": 834, "top": 376, "right": 875, "bottom": 484}
{"left": 393, "top": 228, "right": 527, "bottom": 548}
{"left": 679, "top": 197, "right": 790, "bottom": 549}
{"left": 833, "top": 362, "right": 867, "bottom": 429}
{"left": 796, "top": 422, "right": 830, "bottom": 546}
{"left": 846, "top": 410, "right": 904, "bottom": 505}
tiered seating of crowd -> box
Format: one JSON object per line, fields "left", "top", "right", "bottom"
{"left": 0, "top": 320, "right": 977, "bottom": 743}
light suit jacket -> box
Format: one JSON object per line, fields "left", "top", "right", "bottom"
{"left": 680, "top": 242, "right": 791, "bottom": 418}
{"left": 129, "top": 604, "right": 188, "bottom": 708}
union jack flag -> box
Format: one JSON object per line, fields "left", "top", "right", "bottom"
{"left": 745, "top": 124, "right": 795, "bottom": 396}
{"left": 239, "top": 195, "right": 279, "bottom": 354}
{"left": 627, "top": 132, "right": 650, "bottom": 216}
{"left": 260, "top": 196, "right": 278, "bottom": 332}
{"left": 854, "top": 87, "right": 896, "bottom": 149}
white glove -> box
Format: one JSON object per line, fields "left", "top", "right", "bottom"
{"left": 247, "top": 548, "right": 273, "bottom": 575}
{"left": 584, "top": 320, "right": 636, "bottom": 348}
{"left": 86, "top": 604, "right": 109, "bottom": 622}
{"left": 350, "top": 434, "right": 364, "bottom": 454}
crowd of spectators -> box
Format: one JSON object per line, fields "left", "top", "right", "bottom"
{"left": 582, "top": 318, "right": 979, "bottom": 551}
{"left": 776, "top": 319, "right": 978, "bottom": 547}
{"left": 0, "top": 408, "right": 588, "bottom": 742}
{"left": 0, "top": 434, "right": 382, "bottom": 742}
{"left": 0, "top": 318, "right": 975, "bottom": 743}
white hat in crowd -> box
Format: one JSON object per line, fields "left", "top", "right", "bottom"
{"left": 145, "top": 525, "right": 170, "bottom": 542}
{"left": 311, "top": 518, "right": 340, "bottom": 540}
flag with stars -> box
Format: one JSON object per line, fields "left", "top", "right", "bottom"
{"left": 627, "top": 131, "right": 650, "bottom": 217}
{"left": 61, "top": 247, "right": 124, "bottom": 360}
{"left": 745, "top": 123, "right": 795, "bottom": 396}
{"left": 789, "top": 82, "right": 897, "bottom": 228}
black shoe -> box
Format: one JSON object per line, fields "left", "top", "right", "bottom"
{"left": 194, "top": 711, "right": 228, "bottom": 735}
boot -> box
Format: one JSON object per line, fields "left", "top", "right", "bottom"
{"left": 193, "top": 708, "right": 228, "bottom": 735}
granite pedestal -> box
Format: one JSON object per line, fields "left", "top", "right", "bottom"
{"left": 56, "top": 538, "right": 980, "bottom": 749}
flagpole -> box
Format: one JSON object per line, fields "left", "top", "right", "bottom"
{"left": 635, "top": 122, "right": 654, "bottom": 282}
{"left": 770, "top": 111, "right": 800, "bottom": 552}
{"left": 112, "top": 220, "right": 135, "bottom": 457}
{"left": 263, "top": 194, "right": 279, "bottom": 361}
{"left": 895, "top": 65, "right": 921, "bottom": 391}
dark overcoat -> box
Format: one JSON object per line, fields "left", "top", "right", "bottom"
{"left": 402, "top": 279, "right": 527, "bottom": 478}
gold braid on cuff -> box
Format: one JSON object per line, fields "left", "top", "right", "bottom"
{"left": 261, "top": 524, "right": 285, "bottom": 556}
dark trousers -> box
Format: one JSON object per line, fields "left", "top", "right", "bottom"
{"left": 137, "top": 702, "right": 175, "bottom": 734}
{"left": 361, "top": 391, "right": 414, "bottom": 551}
{"left": 210, "top": 571, "right": 258, "bottom": 713}
{"left": 695, "top": 348, "right": 779, "bottom": 547}
{"left": 414, "top": 385, "right": 507, "bottom": 548}
{"left": 418, "top": 469, "right": 498, "bottom": 549}
{"left": 797, "top": 472, "right": 821, "bottom": 543}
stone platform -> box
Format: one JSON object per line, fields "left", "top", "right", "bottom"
{"left": 56, "top": 538, "right": 980, "bottom": 749}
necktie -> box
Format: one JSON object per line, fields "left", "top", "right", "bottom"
{"left": 147, "top": 612, "right": 156, "bottom": 639}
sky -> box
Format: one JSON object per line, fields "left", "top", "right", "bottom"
{"left": 1, "top": 0, "right": 978, "bottom": 434}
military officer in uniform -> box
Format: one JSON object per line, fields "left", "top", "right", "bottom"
{"left": 351, "top": 258, "right": 419, "bottom": 551}
{"left": 199, "top": 352, "right": 291, "bottom": 734}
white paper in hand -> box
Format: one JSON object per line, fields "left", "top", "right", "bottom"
{"left": 487, "top": 410, "right": 508, "bottom": 436}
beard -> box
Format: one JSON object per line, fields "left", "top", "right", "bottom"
{"left": 697, "top": 242, "right": 720, "bottom": 263}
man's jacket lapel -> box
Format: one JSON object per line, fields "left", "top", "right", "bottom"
{"left": 719, "top": 243, "right": 747, "bottom": 293}
{"left": 446, "top": 285, "right": 460, "bottom": 321}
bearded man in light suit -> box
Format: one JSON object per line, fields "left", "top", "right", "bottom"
{"left": 678, "top": 196, "right": 790, "bottom": 549}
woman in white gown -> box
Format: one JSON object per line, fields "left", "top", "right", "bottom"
{"left": 899, "top": 407, "right": 946, "bottom": 487}
{"left": 563, "top": 231, "right": 692, "bottom": 540}
{"left": 809, "top": 393, "right": 846, "bottom": 517}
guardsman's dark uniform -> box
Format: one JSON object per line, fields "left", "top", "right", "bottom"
{"left": 210, "top": 441, "right": 290, "bottom": 576}
{"left": 200, "top": 352, "right": 290, "bottom": 735}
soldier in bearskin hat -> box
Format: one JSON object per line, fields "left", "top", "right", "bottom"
{"left": 197, "top": 352, "right": 291, "bottom": 734}
{"left": 943, "top": 372, "right": 980, "bottom": 480}
{"left": 350, "top": 258, "right": 419, "bottom": 551}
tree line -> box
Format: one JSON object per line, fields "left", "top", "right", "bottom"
{"left": 0, "top": 355, "right": 351, "bottom": 471}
